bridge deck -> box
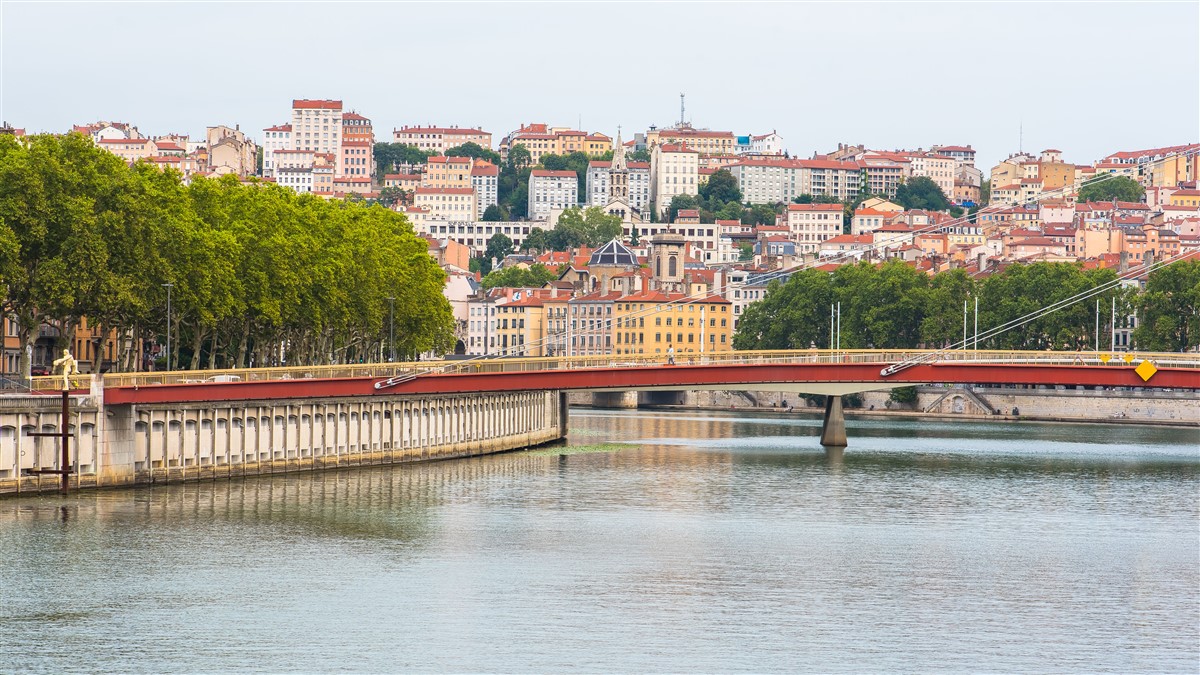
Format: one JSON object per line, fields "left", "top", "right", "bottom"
{"left": 29, "top": 350, "right": 1200, "bottom": 406}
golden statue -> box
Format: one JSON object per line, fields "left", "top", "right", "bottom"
{"left": 52, "top": 349, "right": 79, "bottom": 391}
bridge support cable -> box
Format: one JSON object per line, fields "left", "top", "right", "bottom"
{"left": 881, "top": 249, "right": 1196, "bottom": 377}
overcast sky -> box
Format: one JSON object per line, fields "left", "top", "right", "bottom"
{"left": 2, "top": 1, "right": 1197, "bottom": 170}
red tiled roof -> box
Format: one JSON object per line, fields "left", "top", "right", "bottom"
{"left": 292, "top": 99, "right": 342, "bottom": 110}
{"left": 530, "top": 169, "right": 577, "bottom": 178}
{"left": 263, "top": 124, "right": 292, "bottom": 132}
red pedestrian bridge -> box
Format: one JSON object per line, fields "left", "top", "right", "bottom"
{"left": 31, "top": 349, "right": 1200, "bottom": 448}
{"left": 38, "top": 349, "right": 1197, "bottom": 405}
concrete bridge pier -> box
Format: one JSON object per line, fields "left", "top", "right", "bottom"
{"left": 820, "top": 395, "right": 847, "bottom": 447}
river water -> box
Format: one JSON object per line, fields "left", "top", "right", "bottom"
{"left": 1, "top": 409, "right": 1197, "bottom": 673}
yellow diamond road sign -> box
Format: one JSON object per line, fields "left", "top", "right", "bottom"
{"left": 1099, "top": 353, "right": 1111, "bottom": 364}
{"left": 1123, "top": 353, "right": 1136, "bottom": 364}
{"left": 1135, "top": 360, "right": 1158, "bottom": 382}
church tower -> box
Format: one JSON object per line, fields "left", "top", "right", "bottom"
{"left": 609, "top": 128, "right": 629, "bottom": 203}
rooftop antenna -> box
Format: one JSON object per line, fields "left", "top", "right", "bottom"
{"left": 1019, "top": 120, "right": 1023, "bottom": 154}
{"left": 679, "top": 93, "right": 686, "bottom": 126}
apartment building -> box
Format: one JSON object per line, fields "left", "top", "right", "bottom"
{"left": 528, "top": 169, "right": 579, "bottom": 220}
{"left": 422, "top": 156, "right": 473, "bottom": 188}
{"left": 290, "top": 99, "right": 342, "bottom": 155}
{"left": 500, "top": 123, "right": 613, "bottom": 164}
{"left": 784, "top": 203, "right": 844, "bottom": 255}
{"left": 471, "top": 160, "right": 499, "bottom": 219}
{"left": 393, "top": 126, "right": 492, "bottom": 154}
{"left": 647, "top": 126, "right": 736, "bottom": 156}
{"left": 261, "top": 124, "right": 291, "bottom": 178}
{"left": 414, "top": 187, "right": 478, "bottom": 221}
{"left": 650, "top": 144, "right": 699, "bottom": 218}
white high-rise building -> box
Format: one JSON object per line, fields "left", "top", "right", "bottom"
{"left": 289, "top": 99, "right": 343, "bottom": 155}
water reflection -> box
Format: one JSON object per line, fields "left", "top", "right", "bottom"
{"left": 0, "top": 409, "right": 1195, "bottom": 673}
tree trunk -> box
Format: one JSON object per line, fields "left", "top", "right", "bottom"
{"left": 189, "top": 328, "right": 204, "bottom": 371}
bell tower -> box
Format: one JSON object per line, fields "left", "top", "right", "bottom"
{"left": 609, "top": 127, "right": 629, "bottom": 203}
{"left": 650, "top": 231, "right": 686, "bottom": 293}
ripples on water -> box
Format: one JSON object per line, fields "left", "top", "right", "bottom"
{"left": 1, "top": 410, "right": 1197, "bottom": 673}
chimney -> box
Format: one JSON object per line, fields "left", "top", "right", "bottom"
{"left": 977, "top": 252, "right": 987, "bottom": 271}
{"left": 1119, "top": 251, "right": 1129, "bottom": 273}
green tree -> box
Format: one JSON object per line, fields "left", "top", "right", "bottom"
{"left": 485, "top": 233, "right": 514, "bottom": 263}
{"left": 889, "top": 386, "right": 918, "bottom": 404}
{"left": 506, "top": 143, "right": 532, "bottom": 171}
{"left": 792, "top": 194, "right": 840, "bottom": 204}
{"left": 894, "top": 176, "right": 952, "bottom": 212}
{"left": 374, "top": 142, "right": 434, "bottom": 173}
{"left": 668, "top": 194, "right": 700, "bottom": 222}
{"left": 750, "top": 203, "right": 777, "bottom": 226}
{"left": 481, "top": 263, "right": 558, "bottom": 290}
{"left": 377, "top": 186, "right": 407, "bottom": 207}
{"left": 1134, "top": 260, "right": 1200, "bottom": 351}
{"left": 481, "top": 204, "right": 504, "bottom": 222}
{"left": 524, "top": 227, "right": 549, "bottom": 252}
{"left": 738, "top": 243, "right": 754, "bottom": 262}
{"left": 699, "top": 169, "right": 741, "bottom": 205}
{"left": 1077, "top": 175, "right": 1145, "bottom": 204}
{"left": 977, "top": 262, "right": 1119, "bottom": 350}
{"left": 628, "top": 148, "right": 651, "bottom": 163}
{"left": 980, "top": 179, "right": 991, "bottom": 205}
{"left": 444, "top": 142, "right": 501, "bottom": 166}
{"left": 733, "top": 271, "right": 835, "bottom": 350}
{"left": 920, "top": 268, "right": 975, "bottom": 347}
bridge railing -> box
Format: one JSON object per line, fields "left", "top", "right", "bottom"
{"left": 32, "top": 349, "right": 1199, "bottom": 392}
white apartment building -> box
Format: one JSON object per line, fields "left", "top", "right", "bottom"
{"left": 906, "top": 152, "right": 956, "bottom": 199}
{"left": 415, "top": 187, "right": 478, "bottom": 221}
{"left": 419, "top": 220, "right": 532, "bottom": 253}
{"left": 289, "top": 99, "right": 342, "bottom": 155}
{"left": 784, "top": 203, "right": 844, "bottom": 255}
{"left": 528, "top": 169, "right": 578, "bottom": 220}
{"left": 651, "top": 144, "right": 699, "bottom": 218}
{"left": 749, "top": 131, "right": 784, "bottom": 155}
{"left": 260, "top": 123, "right": 291, "bottom": 178}
{"left": 471, "top": 161, "right": 499, "bottom": 219}
{"left": 586, "top": 161, "right": 611, "bottom": 206}
{"left": 276, "top": 165, "right": 314, "bottom": 193}
{"left": 730, "top": 158, "right": 804, "bottom": 204}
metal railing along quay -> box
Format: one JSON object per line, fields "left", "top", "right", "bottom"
{"left": 27, "top": 350, "right": 1200, "bottom": 393}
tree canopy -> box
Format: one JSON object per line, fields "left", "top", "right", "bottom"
{"left": 444, "top": 142, "right": 501, "bottom": 166}
{"left": 481, "top": 263, "right": 559, "bottom": 290}
{"left": 734, "top": 260, "right": 1135, "bottom": 352}
{"left": 549, "top": 207, "right": 623, "bottom": 250}
{"left": 894, "top": 176, "right": 952, "bottom": 212}
{"left": 0, "top": 133, "right": 455, "bottom": 375}
{"left": 1133, "top": 259, "right": 1200, "bottom": 351}
{"left": 373, "top": 142, "right": 435, "bottom": 174}
{"left": 1077, "top": 175, "right": 1145, "bottom": 204}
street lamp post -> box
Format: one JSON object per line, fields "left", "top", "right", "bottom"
{"left": 162, "top": 283, "right": 173, "bottom": 371}
{"left": 387, "top": 297, "right": 395, "bottom": 362}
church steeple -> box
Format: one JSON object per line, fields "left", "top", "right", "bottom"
{"left": 610, "top": 127, "right": 627, "bottom": 172}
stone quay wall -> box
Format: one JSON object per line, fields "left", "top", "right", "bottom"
{"left": 0, "top": 390, "right": 568, "bottom": 497}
